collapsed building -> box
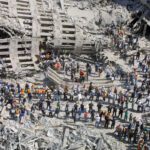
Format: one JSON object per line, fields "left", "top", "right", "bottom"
{"left": 0, "top": 0, "right": 149, "bottom": 74}
{"left": 129, "top": 0, "right": 150, "bottom": 39}
{"left": 0, "top": 0, "right": 96, "bottom": 73}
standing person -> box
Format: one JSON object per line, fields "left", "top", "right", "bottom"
{"left": 63, "top": 91, "right": 67, "bottom": 101}
{"left": 104, "top": 113, "right": 110, "bottom": 128}
{"left": 39, "top": 100, "right": 43, "bottom": 110}
{"left": 111, "top": 117, "right": 116, "bottom": 129}
{"left": 54, "top": 102, "right": 60, "bottom": 118}
{"left": 137, "top": 138, "right": 144, "bottom": 150}
{"left": 132, "top": 98, "right": 135, "bottom": 110}
{"left": 71, "top": 108, "right": 74, "bottom": 118}
{"left": 140, "top": 122, "right": 144, "bottom": 133}
{"left": 71, "top": 71, "right": 74, "bottom": 81}
{"left": 88, "top": 65, "right": 92, "bottom": 75}
{"left": 49, "top": 105, "right": 53, "bottom": 118}
{"left": 78, "top": 108, "right": 82, "bottom": 120}
{"left": 129, "top": 113, "right": 133, "bottom": 122}
{"left": 55, "top": 107, "right": 60, "bottom": 118}
{"left": 95, "top": 63, "right": 99, "bottom": 72}
{"left": 107, "top": 105, "right": 112, "bottom": 113}
{"left": 91, "top": 109, "right": 95, "bottom": 122}
{"left": 65, "top": 102, "right": 69, "bottom": 117}
{"left": 95, "top": 87, "right": 100, "bottom": 101}
{"left": 62, "top": 59, "right": 65, "bottom": 70}
{"left": 114, "top": 87, "right": 118, "bottom": 99}
{"left": 125, "top": 98, "right": 129, "bottom": 109}
{"left": 133, "top": 130, "right": 138, "bottom": 144}
{"left": 97, "top": 101, "right": 102, "bottom": 112}
{"left": 84, "top": 111, "right": 89, "bottom": 122}
{"left": 98, "top": 67, "right": 103, "bottom": 77}
{"left": 130, "top": 92, "right": 135, "bottom": 102}
{"left": 95, "top": 114, "right": 100, "bottom": 128}
{"left": 136, "top": 51, "right": 140, "bottom": 60}
{"left": 17, "top": 83, "right": 21, "bottom": 94}
{"left": 86, "top": 69, "right": 89, "bottom": 81}
{"left": 143, "top": 131, "right": 148, "bottom": 143}
{"left": 74, "top": 103, "right": 78, "bottom": 112}
{"left": 77, "top": 62, "right": 80, "bottom": 73}
{"left": 80, "top": 102, "right": 85, "bottom": 113}
{"left": 102, "top": 91, "right": 107, "bottom": 101}
{"left": 88, "top": 82, "right": 93, "bottom": 93}
{"left": 89, "top": 91, "right": 94, "bottom": 101}
{"left": 146, "top": 96, "right": 150, "bottom": 106}
{"left": 15, "top": 107, "right": 20, "bottom": 122}
{"left": 65, "top": 64, "right": 68, "bottom": 75}
{"left": 113, "top": 106, "right": 117, "bottom": 117}
{"left": 99, "top": 111, "right": 103, "bottom": 121}
{"left": 132, "top": 55, "right": 135, "bottom": 66}
{"left": 57, "top": 101, "right": 60, "bottom": 110}
{"left": 77, "top": 92, "right": 82, "bottom": 101}
{"left": 124, "top": 110, "right": 128, "bottom": 121}
{"left": 123, "top": 127, "right": 128, "bottom": 141}
{"left": 118, "top": 107, "right": 123, "bottom": 119}
{"left": 19, "top": 107, "right": 26, "bottom": 124}
{"left": 89, "top": 102, "right": 93, "bottom": 112}
{"left": 128, "top": 129, "right": 133, "bottom": 144}
{"left": 69, "top": 90, "right": 74, "bottom": 101}
{"left": 142, "top": 143, "right": 149, "bottom": 150}
{"left": 46, "top": 99, "right": 51, "bottom": 110}
{"left": 73, "top": 111, "right": 77, "bottom": 123}
{"left": 136, "top": 92, "right": 142, "bottom": 103}
{"left": 79, "top": 70, "right": 84, "bottom": 83}
{"left": 47, "top": 89, "right": 51, "bottom": 100}
{"left": 25, "top": 83, "right": 29, "bottom": 93}
{"left": 27, "top": 88, "right": 32, "bottom": 103}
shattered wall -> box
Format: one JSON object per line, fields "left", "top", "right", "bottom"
{"left": 128, "top": 0, "right": 150, "bottom": 38}
{"left": 1, "top": 0, "right": 147, "bottom": 72}
{"left": 0, "top": 0, "right": 96, "bottom": 72}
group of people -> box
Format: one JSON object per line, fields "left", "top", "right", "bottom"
{"left": 0, "top": 23, "right": 149, "bottom": 149}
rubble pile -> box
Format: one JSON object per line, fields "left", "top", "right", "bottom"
{"left": 0, "top": 117, "right": 114, "bottom": 150}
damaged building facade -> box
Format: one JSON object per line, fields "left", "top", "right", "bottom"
{"left": 129, "top": 0, "right": 150, "bottom": 38}
{"left": 0, "top": 0, "right": 149, "bottom": 73}
{"left": 0, "top": 0, "right": 95, "bottom": 72}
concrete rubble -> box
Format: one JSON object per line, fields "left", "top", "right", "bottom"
{"left": 0, "top": 117, "right": 115, "bottom": 150}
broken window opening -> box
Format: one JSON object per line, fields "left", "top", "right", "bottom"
{"left": 0, "top": 28, "right": 11, "bottom": 39}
